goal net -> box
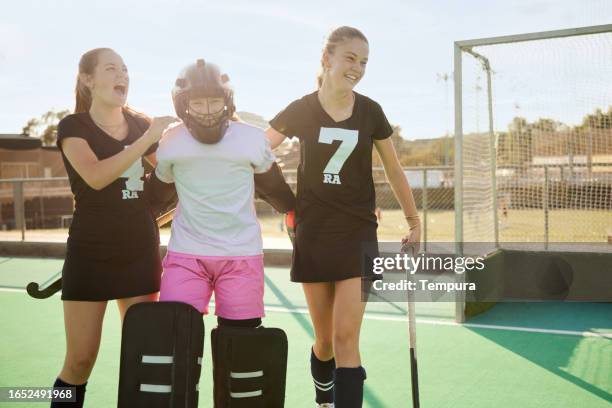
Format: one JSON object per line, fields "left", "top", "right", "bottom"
{"left": 455, "top": 25, "right": 612, "bottom": 249}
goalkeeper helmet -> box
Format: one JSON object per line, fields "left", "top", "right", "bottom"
{"left": 172, "top": 59, "right": 235, "bottom": 144}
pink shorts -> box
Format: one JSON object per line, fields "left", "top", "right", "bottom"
{"left": 159, "top": 251, "right": 265, "bottom": 320}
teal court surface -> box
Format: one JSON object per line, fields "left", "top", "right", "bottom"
{"left": 0, "top": 256, "right": 610, "bottom": 407}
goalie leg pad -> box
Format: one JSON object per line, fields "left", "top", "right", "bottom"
{"left": 211, "top": 326, "right": 288, "bottom": 407}
{"left": 118, "top": 302, "right": 204, "bottom": 408}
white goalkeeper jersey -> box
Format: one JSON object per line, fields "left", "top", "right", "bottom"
{"left": 155, "top": 121, "right": 275, "bottom": 256}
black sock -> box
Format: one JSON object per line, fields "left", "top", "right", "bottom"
{"left": 50, "top": 377, "right": 87, "bottom": 408}
{"left": 334, "top": 366, "right": 366, "bottom": 408}
{"left": 311, "top": 348, "right": 335, "bottom": 404}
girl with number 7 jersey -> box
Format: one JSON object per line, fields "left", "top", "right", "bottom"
{"left": 266, "top": 26, "right": 421, "bottom": 408}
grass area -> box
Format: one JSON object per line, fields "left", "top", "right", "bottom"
{"left": 0, "top": 209, "right": 609, "bottom": 246}
{"left": 259, "top": 209, "right": 612, "bottom": 243}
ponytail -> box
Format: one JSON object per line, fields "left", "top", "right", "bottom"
{"left": 74, "top": 78, "right": 93, "bottom": 113}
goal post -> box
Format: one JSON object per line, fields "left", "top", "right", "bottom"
{"left": 454, "top": 24, "right": 612, "bottom": 248}
{"left": 453, "top": 24, "right": 612, "bottom": 322}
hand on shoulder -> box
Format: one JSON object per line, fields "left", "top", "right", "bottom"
{"left": 144, "top": 116, "right": 180, "bottom": 144}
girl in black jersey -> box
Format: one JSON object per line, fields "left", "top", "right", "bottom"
{"left": 267, "top": 27, "right": 421, "bottom": 408}
{"left": 50, "top": 48, "right": 176, "bottom": 408}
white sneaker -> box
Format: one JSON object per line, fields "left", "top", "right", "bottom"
{"left": 317, "top": 404, "right": 334, "bottom": 408}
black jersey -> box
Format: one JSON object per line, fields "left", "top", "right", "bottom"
{"left": 56, "top": 110, "right": 159, "bottom": 249}
{"left": 269, "top": 91, "right": 393, "bottom": 230}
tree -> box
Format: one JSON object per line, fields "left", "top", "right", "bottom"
{"left": 389, "top": 124, "right": 404, "bottom": 154}
{"left": 581, "top": 107, "right": 612, "bottom": 129}
{"left": 22, "top": 109, "right": 70, "bottom": 146}
{"left": 506, "top": 116, "right": 533, "bottom": 166}
{"left": 531, "top": 118, "right": 560, "bottom": 133}
{"left": 372, "top": 124, "right": 407, "bottom": 167}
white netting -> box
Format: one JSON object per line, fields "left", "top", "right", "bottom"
{"left": 460, "top": 28, "right": 612, "bottom": 245}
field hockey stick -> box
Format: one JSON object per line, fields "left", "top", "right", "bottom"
{"left": 402, "top": 241, "right": 420, "bottom": 408}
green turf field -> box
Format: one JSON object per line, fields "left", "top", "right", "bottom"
{"left": 0, "top": 209, "right": 608, "bottom": 247}
{"left": 259, "top": 209, "right": 612, "bottom": 243}
{"left": 0, "top": 257, "right": 610, "bottom": 407}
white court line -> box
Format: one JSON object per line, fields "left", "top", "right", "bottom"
{"left": 0, "top": 287, "right": 34, "bottom": 294}
{"left": 2, "top": 287, "right": 610, "bottom": 339}
{"left": 262, "top": 305, "right": 612, "bottom": 339}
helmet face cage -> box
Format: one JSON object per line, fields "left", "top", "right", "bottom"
{"left": 186, "top": 91, "right": 232, "bottom": 128}
{"left": 172, "top": 59, "right": 235, "bottom": 144}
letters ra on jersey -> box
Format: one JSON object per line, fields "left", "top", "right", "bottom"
{"left": 120, "top": 152, "right": 145, "bottom": 200}
{"left": 319, "top": 127, "right": 358, "bottom": 185}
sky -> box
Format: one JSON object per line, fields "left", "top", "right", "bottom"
{"left": 0, "top": 0, "right": 610, "bottom": 140}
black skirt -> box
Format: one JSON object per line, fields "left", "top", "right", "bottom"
{"left": 291, "top": 221, "right": 379, "bottom": 283}
{"left": 61, "top": 240, "right": 162, "bottom": 301}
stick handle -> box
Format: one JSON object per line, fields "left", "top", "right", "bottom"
{"left": 410, "top": 347, "right": 420, "bottom": 408}
{"left": 407, "top": 290, "right": 417, "bottom": 350}
{"left": 156, "top": 208, "right": 175, "bottom": 227}
{"left": 404, "top": 245, "right": 420, "bottom": 408}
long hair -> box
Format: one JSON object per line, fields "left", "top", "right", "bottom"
{"left": 316, "top": 26, "right": 369, "bottom": 89}
{"left": 74, "top": 48, "right": 114, "bottom": 113}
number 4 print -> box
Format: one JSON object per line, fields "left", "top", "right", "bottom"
{"left": 318, "top": 127, "right": 358, "bottom": 185}
{"left": 120, "top": 146, "right": 145, "bottom": 200}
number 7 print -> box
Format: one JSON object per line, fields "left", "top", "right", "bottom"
{"left": 318, "top": 127, "right": 358, "bottom": 185}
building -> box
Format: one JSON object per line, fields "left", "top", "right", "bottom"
{"left": 0, "top": 135, "right": 72, "bottom": 229}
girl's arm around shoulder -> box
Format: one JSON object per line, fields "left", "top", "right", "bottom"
{"left": 254, "top": 161, "right": 296, "bottom": 213}
{"left": 266, "top": 96, "right": 308, "bottom": 150}
{"left": 251, "top": 127, "right": 276, "bottom": 174}
{"left": 61, "top": 134, "right": 155, "bottom": 191}
{"left": 265, "top": 127, "right": 287, "bottom": 150}
{"left": 59, "top": 115, "right": 177, "bottom": 190}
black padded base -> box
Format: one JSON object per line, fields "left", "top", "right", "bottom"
{"left": 118, "top": 302, "right": 204, "bottom": 408}
{"left": 211, "top": 326, "right": 288, "bottom": 408}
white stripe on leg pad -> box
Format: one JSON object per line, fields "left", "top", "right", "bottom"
{"left": 230, "top": 390, "right": 263, "bottom": 398}
{"left": 140, "top": 384, "right": 172, "bottom": 393}
{"left": 142, "top": 355, "right": 173, "bottom": 364}
{"left": 230, "top": 370, "right": 264, "bottom": 379}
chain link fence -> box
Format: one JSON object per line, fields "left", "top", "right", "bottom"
{"left": 2, "top": 164, "right": 610, "bottom": 245}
